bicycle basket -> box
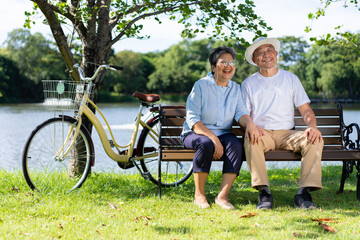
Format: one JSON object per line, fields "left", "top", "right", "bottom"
{"left": 42, "top": 80, "right": 94, "bottom": 111}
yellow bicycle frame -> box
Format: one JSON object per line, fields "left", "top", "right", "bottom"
{"left": 55, "top": 91, "right": 159, "bottom": 163}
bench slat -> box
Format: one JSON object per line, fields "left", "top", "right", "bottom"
{"left": 160, "top": 136, "right": 342, "bottom": 146}
{"left": 295, "top": 108, "right": 340, "bottom": 116}
{"left": 265, "top": 150, "right": 360, "bottom": 161}
{"left": 295, "top": 127, "right": 340, "bottom": 135}
{"left": 161, "top": 108, "right": 186, "bottom": 117}
{"left": 161, "top": 118, "right": 186, "bottom": 126}
{"left": 295, "top": 117, "right": 340, "bottom": 126}
{"left": 161, "top": 149, "right": 360, "bottom": 161}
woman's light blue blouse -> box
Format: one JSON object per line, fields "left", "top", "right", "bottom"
{"left": 181, "top": 73, "right": 249, "bottom": 137}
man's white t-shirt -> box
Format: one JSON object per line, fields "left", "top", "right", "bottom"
{"left": 241, "top": 69, "right": 310, "bottom": 130}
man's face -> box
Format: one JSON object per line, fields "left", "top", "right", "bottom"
{"left": 252, "top": 44, "right": 278, "bottom": 69}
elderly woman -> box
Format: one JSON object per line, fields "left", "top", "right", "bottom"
{"left": 181, "top": 47, "right": 259, "bottom": 209}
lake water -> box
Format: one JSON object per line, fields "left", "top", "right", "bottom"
{"left": 1, "top": 103, "right": 359, "bottom": 174}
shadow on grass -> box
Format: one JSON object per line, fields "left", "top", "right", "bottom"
{"left": 9, "top": 165, "right": 357, "bottom": 211}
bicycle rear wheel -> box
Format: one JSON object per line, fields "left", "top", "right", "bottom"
{"left": 22, "top": 116, "right": 94, "bottom": 192}
{"left": 137, "top": 116, "right": 193, "bottom": 187}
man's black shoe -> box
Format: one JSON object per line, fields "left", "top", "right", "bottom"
{"left": 257, "top": 190, "right": 273, "bottom": 209}
{"left": 294, "top": 189, "right": 316, "bottom": 209}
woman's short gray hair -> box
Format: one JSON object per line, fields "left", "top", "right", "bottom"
{"left": 209, "top": 47, "right": 237, "bottom": 72}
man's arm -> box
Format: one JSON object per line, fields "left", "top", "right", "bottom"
{"left": 298, "top": 103, "right": 323, "bottom": 144}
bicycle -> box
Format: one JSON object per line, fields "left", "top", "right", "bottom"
{"left": 22, "top": 63, "right": 193, "bottom": 192}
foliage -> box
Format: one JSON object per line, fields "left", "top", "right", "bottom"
{"left": 4, "top": 29, "right": 69, "bottom": 84}
{"left": 1, "top": 166, "right": 359, "bottom": 239}
{"left": 147, "top": 39, "right": 210, "bottom": 93}
{"left": 104, "top": 50, "right": 155, "bottom": 94}
{"left": 0, "top": 55, "right": 40, "bottom": 103}
{"left": 1, "top": 30, "right": 359, "bottom": 102}
{"left": 25, "top": 0, "right": 270, "bottom": 98}
{"left": 306, "top": 0, "right": 360, "bottom": 52}
{"left": 303, "top": 38, "right": 360, "bottom": 98}
{"left": 277, "top": 36, "right": 309, "bottom": 68}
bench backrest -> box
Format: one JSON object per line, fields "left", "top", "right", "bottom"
{"left": 159, "top": 105, "right": 344, "bottom": 151}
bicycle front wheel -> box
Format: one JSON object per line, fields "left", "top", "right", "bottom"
{"left": 22, "top": 116, "right": 94, "bottom": 192}
{"left": 137, "top": 116, "right": 193, "bottom": 187}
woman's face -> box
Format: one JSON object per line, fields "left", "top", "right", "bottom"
{"left": 212, "top": 53, "right": 236, "bottom": 85}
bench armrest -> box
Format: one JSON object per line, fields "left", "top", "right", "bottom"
{"left": 342, "top": 122, "right": 360, "bottom": 150}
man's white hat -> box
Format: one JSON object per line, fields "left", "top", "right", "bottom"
{"left": 245, "top": 37, "right": 280, "bottom": 66}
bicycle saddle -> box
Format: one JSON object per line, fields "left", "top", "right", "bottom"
{"left": 132, "top": 92, "right": 160, "bottom": 102}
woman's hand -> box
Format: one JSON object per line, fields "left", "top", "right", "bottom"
{"left": 210, "top": 136, "right": 224, "bottom": 160}
{"left": 192, "top": 121, "right": 224, "bottom": 159}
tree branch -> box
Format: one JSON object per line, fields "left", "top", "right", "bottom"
{"left": 108, "top": 1, "right": 206, "bottom": 48}
{"left": 30, "top": 0, "right": 79, "bottom": 81}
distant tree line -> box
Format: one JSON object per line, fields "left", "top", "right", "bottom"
{"left": 1, "top": 29, "right": 359, "bottom": 103}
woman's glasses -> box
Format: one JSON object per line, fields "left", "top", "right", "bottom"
{"left": 219, "top": 60, "right": 236, "bottom": 67}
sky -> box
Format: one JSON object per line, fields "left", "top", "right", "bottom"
{"left": 1, "top": 0, "right": 359, "bottom": 53}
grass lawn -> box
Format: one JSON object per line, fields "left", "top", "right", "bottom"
{"left": 1, "top": 165, "right": 359, "bottom": 239}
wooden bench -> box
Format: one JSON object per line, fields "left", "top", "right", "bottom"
{"left": 157, "top": 104, "right": 360, "bottom": 199}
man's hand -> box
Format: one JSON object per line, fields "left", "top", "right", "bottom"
{"left": 256, "top": 126, "right": 265, "bottom": 137}
{"left": 298, "top": 103, "right": 323, "bottom": 144}
{"left": 245, "top": 122, "right": 262, "bottom": 145}
{"left": 304, "top": 127, "right": 322, "bottom": 144}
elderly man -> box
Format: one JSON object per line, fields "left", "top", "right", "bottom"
{"left": 241, "top": 37, "right": 324, "bottom": 209}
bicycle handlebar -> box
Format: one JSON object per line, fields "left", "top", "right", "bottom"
{"left": 71, "top": 63, "right": 124, "bottom": 82}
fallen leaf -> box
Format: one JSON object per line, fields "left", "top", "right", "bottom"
{"left": 311, "top": 218, "right": 340, "bottom": 223}
{"left": 293, "top": 232, "right": 303, "bottom": 237}
{"left": 133, "top": 216, "right": 154, "bottom": 222}
{"left": 11, "top": 187, "right": 20, "bottom": 192}
{"left": 108, "top": 202, "right": 117, "bottom": 209}
{"left": 96, "top": 230, "right": 102, "bottom": 236}
{"left": 238, "top": 212, "right": 258, "bottom": 218}
{"left": 319, "top": 223, "right": 337, "bottom": 233}
{"left": 25, "top": 192, "right": 33, "bottom": 196}
{"left": 19, "top": 231, "right": 30, "bottom": 235}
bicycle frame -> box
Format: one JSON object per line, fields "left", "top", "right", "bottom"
{"left": 55, "top": 83, "right": 159, "bottom": 163}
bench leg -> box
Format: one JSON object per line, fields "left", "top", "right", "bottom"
{"left": 338, "top": 161, "right": 355, "bottom": 194}
{"left": 158, "top": 149, "right": 162, "bottom": 200}
{"left": 356, "top": 161, "right": 360, "bottom": 201}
